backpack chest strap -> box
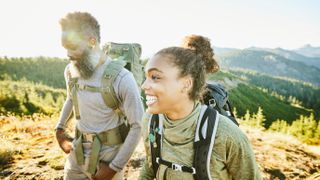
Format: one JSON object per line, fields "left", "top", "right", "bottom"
{"left": 149, "top": 106, "right": 219, "bottom": 180}
{"left": 67, "top": 60, "right": 126, "bottom": 120}
{"left": 156, "top": 157, "right": 196, "bottom": 174}
{"left": 76, "top": 84, "right": 108, "bottom": 93}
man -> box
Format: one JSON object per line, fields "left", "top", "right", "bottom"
{"left": 55, "top": 12, "right": 143, "bottom": 180}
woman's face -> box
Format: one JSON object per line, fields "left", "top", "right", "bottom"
{"left": 142, "top": 54, "right": 190, "bottom": 115}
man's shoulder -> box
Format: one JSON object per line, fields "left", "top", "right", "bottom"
{"left": 63, "top": 63, "right": 72, "bottom": 79}
{"left": 118, "top": 67, "right": 131, "bottom": 77}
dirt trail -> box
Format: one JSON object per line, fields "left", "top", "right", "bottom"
{"left": 1, "top": 116, "right": 319, "bottom": 180}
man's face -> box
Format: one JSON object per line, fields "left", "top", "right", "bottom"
{"left": 61, "top": 31, "right": 95, "bottom": 79}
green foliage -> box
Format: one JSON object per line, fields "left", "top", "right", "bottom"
{"left": 241, "top": 107, "right": 266, "bottom": 129}
{"left": 243, "top": 108, "right": 319, "bottom": 145}
{"left": 207, "top": 70, "right": 237, "bottom": 81}
{"left": 229, "top": 83, "right": 311, "bottom": 127}
{"left": 268, "top": 114, "right": 320, "bottom": 145}
{"left": 232, "top": 107, "right": 238, "bottom": 119}
{"left": 289, "top": 114, "right": 319, "bottom": 144}
{"left": 0, "top": 80, "right": 66, "bottom": 115}
{"left": 230, "top": 70, "right": 320, "bottom": 118}
{"left": 0, "top": 56, "right": 68, "bottom": 88}
{"left": 268, "top": 119, "right": 289, "bottom": 134}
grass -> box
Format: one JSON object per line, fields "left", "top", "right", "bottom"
{"left": 0, "top": 138, "right": 17, "bottom": 169}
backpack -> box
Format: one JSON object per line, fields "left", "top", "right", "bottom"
{"left": 103, "top": 42, "right": 144, "bottom": 87}
{"left": 202, "top": 83, "right": 239, "bottom": 126}
{"left": 148, "top": 83, "right": 239, "bottom": 179}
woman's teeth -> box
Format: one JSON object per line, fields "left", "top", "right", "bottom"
{"left": 146, "top": 95, "right": 158, "bottom": 105}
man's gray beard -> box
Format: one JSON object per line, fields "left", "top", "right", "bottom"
{"left": 72, "top": 50, "right": 95, "bottom": 79}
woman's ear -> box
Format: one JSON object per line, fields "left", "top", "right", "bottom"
{"left": 183, "top": 76, "right": 193, "bottom": 92}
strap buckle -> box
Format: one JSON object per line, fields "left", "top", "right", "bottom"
{"left": 82, "top": 133, "right": 95, "bottom": 142}
{"left": 76, "top": 84, "right": 86, "bottom": 90}
{"left": 209, "top": 98, "right": 216, "bottom": 107}
{"left": 172, "top": 163, "right": 182, "bottom": 172}
{"left": 101, "top": 87, "right": 111, "bottom": 92}
{"left": 191, "top": 167, "right": 196, "bottom": 174}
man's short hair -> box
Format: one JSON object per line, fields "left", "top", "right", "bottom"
{"left": 60, "top": 12, "right": 101, "bottom": 43}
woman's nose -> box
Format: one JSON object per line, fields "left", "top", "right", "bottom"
{"left": 141, "top": 79, "right": 149, "bottom": 90}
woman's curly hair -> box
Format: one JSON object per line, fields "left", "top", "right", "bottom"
{"left": 155, "top": 35, "right": 219, "bottom": 101}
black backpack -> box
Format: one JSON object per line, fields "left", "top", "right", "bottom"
{"left": 202, "top": 83, "right": 239, "bottom": 126}
{"left": 148, "top": 83, "right": 239, "bottom": 179}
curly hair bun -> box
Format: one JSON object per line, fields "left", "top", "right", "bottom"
{"left": 182, "top": 35, "right": 219, "bottom": 73}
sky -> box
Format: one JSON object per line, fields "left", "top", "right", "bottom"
{"left": 0, "top": 0, "right": 319, "bottom": 59}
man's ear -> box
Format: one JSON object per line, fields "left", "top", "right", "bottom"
{"left": 88, "top": 37, "right": 96, "bottom": 49}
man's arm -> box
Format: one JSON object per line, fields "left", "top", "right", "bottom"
{"left": 55, "top": 65, "right": 74, "bottom": 153}
{"left": 55, "top": 97, "right": 73, "bottom": 130}
{"left": 109, "top": 71, "right": 144, "bottom": 172}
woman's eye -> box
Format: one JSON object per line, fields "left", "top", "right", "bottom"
{"left": 151, "top": 75, "right": 160, "bottom": 80}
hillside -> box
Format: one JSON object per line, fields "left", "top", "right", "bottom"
{"left": 0, "top": 67, "right": 314, "bottom": 128}
{"left": 0, "top": 57, "right": 68, "bottom": 89}
{"left": 207, "top": 70, "right": 313, "bottom": 126}
{"left": 246, "top": 47, "right": 320, "bottom": 69}
{"left": 0, "top": 80, "right": 66, "bottom": 115}
{"left": 294, "top": 44, "right": 320, "bottom": 58}
{"left": 0, "top": 115, "right": 319, "bottom": 179}
{"left": 229, "top": 70, "right": 320, "bottom": 118}
{"left": 218, "top": 50, "right": 320, "bottom": 86}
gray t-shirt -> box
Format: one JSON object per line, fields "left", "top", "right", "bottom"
{"left": 56, "top": 57, "right": 144, "bottom": 171}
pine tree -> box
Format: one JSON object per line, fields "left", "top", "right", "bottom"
{"left": 269, "top": 119, "right": 288, "bottom": 133}
{"left": 242, "top": 109, "right": 251, "bottom": 126}
{"left": 252, "top": 107, "right": 266, "bottom": 129}
{"left": 232, "top": 107, "right": 238, "bottom": 119}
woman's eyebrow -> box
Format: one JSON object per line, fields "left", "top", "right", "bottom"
{"left": 147, "top": 68, "right": 163, "bottom": 74}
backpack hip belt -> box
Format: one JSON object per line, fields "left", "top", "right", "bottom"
{"left": 74, "top": 124, "right": 126, "bottom": 175}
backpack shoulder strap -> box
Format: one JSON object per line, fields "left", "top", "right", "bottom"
{"left": 149, "top": 114, "right": 161, "bottom": 177}
{"left": 194, "top": 105, "right": 220, "bottom": 180}
{"left": 66, "top": 67, "right": 81, "bottom": 119}
{"left": 101, "top": 60, "right": 126, "bottom": 111}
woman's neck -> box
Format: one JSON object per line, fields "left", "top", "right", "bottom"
{"left": 165, "top": 100, "right": 195, "bottom": 121}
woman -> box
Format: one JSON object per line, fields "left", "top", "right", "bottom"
{"left": 139, "top": 35, "right": 262, "bottom": 180}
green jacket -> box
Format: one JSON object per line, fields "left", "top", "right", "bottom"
{"left": 139, "top": 105, "right": 262, "bottom": 180}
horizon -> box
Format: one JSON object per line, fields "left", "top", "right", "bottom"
{"left": 0, "top": 44, "right": 319, "bottom": 59}
{"left": 0, "top": 0, "right": 319, "bottom": 59}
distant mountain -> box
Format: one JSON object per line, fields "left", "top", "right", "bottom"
{"left": 218, "top": 50, "right": 320, "bottom": 86}
{"left": 246, "top": 47, "right": 320, "bottom": 69}
{"left": 294, "top": 44, "right": 320, "bottom": 58}
{"left": 213, "top": 46, "right": 239, "bottom": 55}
